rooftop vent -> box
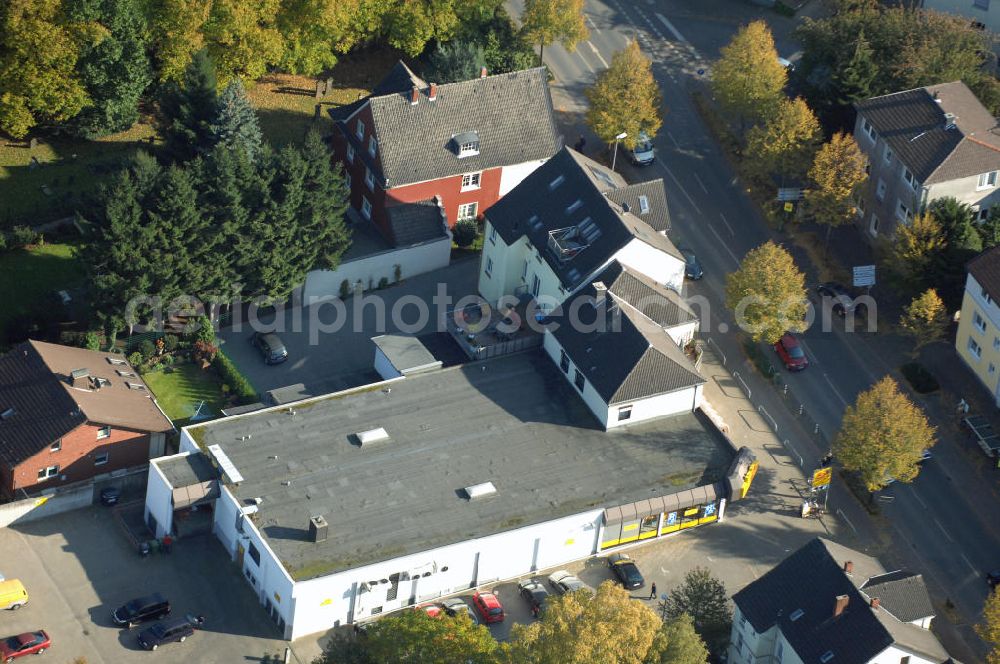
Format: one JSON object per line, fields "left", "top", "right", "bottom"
{"left": 90, "top": 376, "right": 110, "bottom": 389}
{"left": 593, "top": 281, "right": 608, "bottom": 304}
{"left": 357, "top": 427, "right": 391, "bottom": 446}
{"left": 789, "top": 608, "right": 804, "bottom": 622}
{"left": 464, "top": 481, "right": 497, "bottom": 500}
{"left": 820, "top": 652, "right": 834, "bottom": 664}
{"left": 309, "top": 515, "right": 329, "bottom": 542}
{"left": 0, "top": 407, "right": 14, "bottom": 421}
{"left": 944, "top": 112, "right": 957, "bottom": 130}
{"left": 125, "top": 382, "right": 147, "bottom": 391}
{"left": 107, "top": 357, "right": 127, "bottom": 366}
{"left": 833, "top": 594, "right": 849, "bottom": 618}
{"left": 70, "top": 368, "right": 89, "bottom": 386}
{"left": 638, "top": 195, "right": 650, "bottom": 215}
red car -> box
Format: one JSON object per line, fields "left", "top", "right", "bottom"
{"left": 471, "top": 591, "right": 505, "bottom": 624}
{"left": 0, "top": 631, "right": 50, "bottom": 661}
{"left": 774, "top": 333, "right": 808, "bottom": 371}
{"left": 416, "top": 603, "right": 444, "bottom": 619}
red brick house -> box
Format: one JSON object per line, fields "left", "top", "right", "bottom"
{"left": 0, "top": 341, "right": 173, "bottom": 500}
{"left": 329, "top": 62, "right": 561, "bottom": 245}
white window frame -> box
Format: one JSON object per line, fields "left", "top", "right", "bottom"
{"left": 876, "top": 179, "right": 887, "bottom": 201}
{"left": 356, "top": 119, "right": 364, "bottom": 140}
{"left": 365, "top": 167, "right": 375, "bottom": 191}
{"left": 896, "top": 199, "right": 911, "bottom": 222}
{"left": 883, "top": 144, "right": 893, "bottom": 164}
{"left": 982, "top": 285, "right": 995, "bottom": 305}
{"left": 979, "top": 171, "right": 998, "bottom": 190}
{"left": 50, "top": 439, "right": 61, "bottom": 452}
{"left": 484, "top": 257, "right": 493, "bottom": 278}
{"left": 902, "top": 167, "right": 918, "bottom": 191}
{"left": 37, "top": 465, "right": 59, "bottom": 482}
{"left": 457, "top": 202, "right": 478, "bottom": 221}
{"left": 618, "top": 405, "right": 633, "bottom": 421}
{"left": 461, "top": 171, "right": 482, "bottom": 191}
{"left": 970, "top": 337, "right": 983, "bottom": 359}
{"left": 368, "top": 136, "right": 377, "bottom": 157}
{"left": 346, "top": 144, "right": 354, "bottom": 164}
{"left": 975, "top": 311, "right": 988, "bottom": 333}
{"left": 869, "top": 214, "right": 879, "bottom": 237}
{"left": 94, "top": 451, "right": 109, "bottom": 466}
{"left": 97, "top": 426, "right": 111, "bottom": 440}
{"left": 489, "top": 225, "right": 498, "bottom": 244}
{"left": 361, "top": 197, "right": 372, "bottom": 220}
{"left": 862, "top": 117, "right": 877, "bottom": 141}
{"left": 458, "top": 141, "right": 480, "bottom": 158}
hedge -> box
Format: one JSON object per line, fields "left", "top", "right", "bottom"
{"left": 213, "top": 350, "right": 258, "bottom": 404}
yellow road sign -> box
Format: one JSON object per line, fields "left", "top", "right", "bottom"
{"left": 783, "top": 202, "right": 794, "bottom": 213}
{"left": 811, "top": 466, "right": 832, "bottom": 488}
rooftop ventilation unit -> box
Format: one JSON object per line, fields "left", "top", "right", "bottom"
{"left": 357, "top": 427, "right": 391, "bottom": 446}
{"left": 309, "top": 515, "right": 329, "bottom": 542}
{"left": 820, "top": 652, "right": 834, "bottom": 663}
{"left": 944, "top": 112, "right": 957, "bottom": 130}
{"left": 0, "top": 407, "right": 14, "bottom": 421}
{"left": 789, "top": 608, "right": 804, "bottom": 621}
{"left": 464, "top": 481, "right": 497, "bottom": 500}
{"left": 638, "top": 195, "right": 650, "bottom": 215}
{"left": 208, "top": 444, "right": 244, "bottom": 484}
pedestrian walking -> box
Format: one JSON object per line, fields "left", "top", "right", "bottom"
{"left": 649, "top": 582, "right": 657, "bottom": 600}
{"left": 574, "top": 135, "right": 587, "bottom": 152}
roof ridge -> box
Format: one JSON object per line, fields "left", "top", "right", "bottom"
{"left": 370, "top": 66, "right": 549, "bottom": 100}
{"left": 965, "top": 134, "right": 1000, "bottom": 154}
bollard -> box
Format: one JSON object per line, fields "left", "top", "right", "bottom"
{"left": 814, "top": 423, "right": 820, "bottom": 434}
{"left": 798, "top": 404, "right": 803, "bottom": 415}
{"left": 783, "top": 384, "right": 788, "bottom": 395}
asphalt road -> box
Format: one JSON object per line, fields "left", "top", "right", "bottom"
{"left": 508, "top": 0, "right": 999, "bottom": 657}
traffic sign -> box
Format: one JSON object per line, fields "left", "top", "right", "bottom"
{"left": 853, "top": 265, "right": 876, "bottom": 287}
{"left": 811, "top": 466, "right": 832, "bottom": 488}
{"left": 783, "top": 202, "right": 794, "bottom": 213}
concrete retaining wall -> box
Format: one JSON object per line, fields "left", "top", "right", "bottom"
{"left": 0, "top": 466, "right": 148, "bottom": 528}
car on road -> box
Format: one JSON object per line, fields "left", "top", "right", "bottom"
{"left": 517, "top": 578, "right": 550, "bottom": 612}
{"left": 0, "top": 631, "right": 50, "bottom": 661}
{"left": 679, "top": 247, "right": 703, "bottom": 280}
{"left": 99, "top": 486, "right": 121, "bottom": 506}
{"left": 774, "top": 333, "right": 808, "bottom": 371}
{"left": 629, "top": 131, "right": 655, "bottom": 166}
{"left": 548, "top": 570, "right": 590, "bottom": 595}
{"left": 607, "top": 552, "right": 645, "bottom": 590}
{"left": 250, "top": 332, "right": 289, "bottom": 365}
{"left": 988, "top": 570, "right": 1000, "bottom": 590}
{"left": 416, "top": 603, "right": 444, "bottom": 619}
{"left": 112, "top": 593, "right": 171, "bottom": 628}
{"left": 441, "top": 597, "right": 479, "bottom": 624}
{"left": 137, "top": 617, "right": 195, "bottom": 651}
{"left": 919, "top": 449, "right": 932, "bottom": 463}
{"left": 471, "top": 591, "right": 505, "bottom": 624}
{"left": 816, "top": 282, "right": 856, "bottom": 317}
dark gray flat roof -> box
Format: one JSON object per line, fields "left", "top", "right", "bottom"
{"left": 187, "top": 351, "right": 733, "bottom": 581}
{"left": 155, "top": 452, "right": 219, "bottom": 489}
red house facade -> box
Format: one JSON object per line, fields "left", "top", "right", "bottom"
{"left": 330, "top": 62, "right": 561, "bottom": 245}
{"left": 0, "top": 341, "right": 173, "bottom": 499}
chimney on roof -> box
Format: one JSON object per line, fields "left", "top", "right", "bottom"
{"left": 309, "top": 515, "right": 328, "bottom": 542}
{"left": 410, "top": 86, "right": 419, "bottom": 105}
{"left": 870, "top": 597, "right": 880, "bottom": 611}
{"left": 934, "top": 91, "right": 941, "bottom": 102}
{"left": 843, "top": 561, "right": 854, "bottom": 575}
{"left": 428, "top": 83, "right": 438, "bottom": 101}
{"left": 944, "top": 112, "right": 957, "bottom": 130}
{"left": 69, "top": 368, "right": 89, "bottom": 388}
{"left": 593, "top": 281, "right": 608, "bottom": 305}
{"left": 480, "top": 66, "right": 488, "bottom": 78}
{"left": 834, "top": 594, "right": 849, "bottom": 618}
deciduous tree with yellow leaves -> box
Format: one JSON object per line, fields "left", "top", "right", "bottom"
{"left": 804, "top": 132, "right": 869, "bottom": 243}
{"left": 586, "top": 40, "right": 663, "bottom": 150}
{"left": 711, "top": 20, "right": 787, "bottom": 129}
{"left": 520, "top": 0, "right": 588, "bottom": 66}
{"left": 899, "top": 289, "right": 947, "bottom": 351}
{"left": 744, "top": 97, "right": 821, "bottom": 184}
{"left": 725, "top": 241, "right": 808, "bottom": 344}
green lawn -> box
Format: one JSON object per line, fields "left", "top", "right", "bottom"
{"left": 143, "top": 363, "right": 228, "bottom": 426}
{"left": 0, "top": 242, "right": 86, "bottom": 333}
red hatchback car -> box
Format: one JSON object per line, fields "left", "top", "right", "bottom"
{"left": 0, "top": 631, "right": 50, "bottom": 662}
{"left": 471, "top": 591, "right": 505, "bottom": 624}
{"left": 774, "top": 333, "right": 808, "bottom": 371}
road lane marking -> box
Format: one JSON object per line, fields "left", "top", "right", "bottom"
{"left": 821, "top": 373, "right": 849, "bottom": 407}
{"left": 655, "top": 12, "right": 688, "bottom": 43}
{"left": 586, "top": 15, "right": 601, "bottom": 34}
{"left": 692, "top": 173, "right": 708, "bottom": 193}
{"left": 588, "top": 41, "right": 609, "bottom": 68}
{"left": 666, "top": 130, "right": 681, "bottom": 149}
{"left": 961, "top": 553, "right": 977, "bottom": 575}
{"left": 836, "top": 509, "right": 858, "bottom": 536}
{"left": 909, "top": 487, "right": 928, "bottom": 509}
{"left": 718, "top": 212, "right": 735, "bottom": 236}
{"left": 934, "top": 518, "right": 955, "bottom": 542}
{"left": 574, "top": 48, "right": 595, "bottom": 73}
{"left": 658, "top": 163, "right": 702, "bottom": 214}
{"left": 797, "top": 338, "right": 818, "bottom": 365}
{"left": 707, "top": 224, "right": 741, "bottom": 266}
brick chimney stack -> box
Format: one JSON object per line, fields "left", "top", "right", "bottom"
{"left": 834, "top": 595, "right": 849, "bottom": 618}
{"left": 480, "top": 66, "right": 488, "bottom": 78}
{"left": 410, "top": 86, "right": 419, "bottom": 105}
{"left": 843, "top": 561, "right": 854, "bottom": 575}
{"left": 870, "top": 598, "right": 880, "bottom": 611}
{"left": 428, "top": 83, "right": 438, "bottom": 101}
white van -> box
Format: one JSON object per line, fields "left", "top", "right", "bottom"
{"left": 629, "top": 131, "right": 655, "bottom": 166}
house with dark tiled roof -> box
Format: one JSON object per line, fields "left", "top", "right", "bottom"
{"left": 956, "top": 246, "right": 1000, "bottom": 404}
{"left": 0, "top": 341, "right": 173, "bottom": 499}
{"left": 854, "top": 80, "right": 1000, "bottom": 240}
{"left": 329, "top": 62, "right": 560, "bottom": 244}
{"left": 730, "top": 538, "right": 953, "bottom": 664}
{"left": 478, "top": 146, "right": 683, "bottom": 310}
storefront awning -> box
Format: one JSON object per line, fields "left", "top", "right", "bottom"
{"left": 603, "top": 483, "right": 724, "bottom": 526}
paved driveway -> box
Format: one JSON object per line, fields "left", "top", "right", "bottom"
{"left": 0, "top": 506, "right": 285, "bottom": 664}
{"left": 219, "top": 258, "right": 480, "bottom": 400}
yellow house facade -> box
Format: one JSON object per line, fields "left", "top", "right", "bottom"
{"left": 956, "top": 247, "right": 1000, "bottom": 405}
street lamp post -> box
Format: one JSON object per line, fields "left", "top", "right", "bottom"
{"left": 611, "top": 131, "right": 628, "bottom": 171}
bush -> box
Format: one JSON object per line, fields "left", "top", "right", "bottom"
{"left": 190, "top": 314, "right": 215, "bottom": 345}
{"left": 900, "top": 362, "right": 939, "bottom": 394}
{"left": 339, "top": 279, "right": 350, "bottom": 299}
{"left": 213, "top": 350, "right": 257, "bottom": 404}
{"left": 743, "top": 338, "right": 776, "bottom": 378}
{"left": 138, "top": 339, "right": 156, "bottom": 361}
{"left": 453, "top": 219, "right": 477, "bottom": 247}
{"left": 773, "top": 0, "right": 795, "bottom": 17}
{"left": 10, "top": 226, "right": 40, "bottom": 248}
{"left": 378, "top": 276, "right": 389, "bottom": 289}
{"left": 0, "top": 233, "right": 6, "bottom": 252}
{"left": 128, "top": 351, "right": 144, "bottom": 368}
{"left": 82, "top": 331, "right": 101, "bottom": 351}
{"left": 163, "top": 334, "right": 179, "bottom": 351}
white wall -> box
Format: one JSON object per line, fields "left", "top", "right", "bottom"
{"left": 0, "top": 484, "right": 92, "bottom": 528}
{"left": 499, "top": 159, "right": 548, "bottom": 198}
{"left": 869, "top": 643, "right": 935, "bottom": 664}
{"left": 287, "top": 508, "right": 603, "bottom": 637}
{"left": 303, "top": 236, "right": 451, "bottom": 304}
{"left": 373, "top": 347, "right": 401, "bottom": 380}
{"left": 144, "top": 457, "right": 176, "bottom": 538}
{"left": 617, "top": 239, "right": 685, "bottom": 292}
{"left": 665, "top": 320, "right": 699, "bottom": 347}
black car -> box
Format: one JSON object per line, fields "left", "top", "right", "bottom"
{"left": 988, "top": 570, "right": 1000, "bottom": 590}
{"left": 441, "top": 597, "right": 479, "bottom": 625}
{"left": 608, "top": 553, "right": 645, "bottom": 590}
{"left": 112, "top": 593, "right": 170, "bottom": 627}
{"left": 680, "top": 249, "right": 703, "bottom": 280}
{"left": 517, "top": 578, "right": 550, "bottom": 611}
{"left": 137, "top": 617, "right": 195, "bottom": 650}
{"left": 816, "top": 282, "right": 855, "bottom": 316}
{"left": 250, "top": 332, "right": 288, "bottom": 365}
{"left": 99, "top": 486, "right": 121, "bottom": 506}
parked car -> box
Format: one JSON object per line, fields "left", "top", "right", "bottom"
{"left": 816, "top": 282, "right": 856, "bottom": 317}
{"left": 0, "top": 631, "right": 50, "bottom": 661}
{"left": 416, "top": 603, "right": 444, "bottom": 619}
{"left": 137, "top": 617, "right": 195, "bottom": 651}
{"left": 608, "top": 553, "right": 645, "bottom": 589}
{"left": 679, "top": 247, "right": 703, "bottom": 280}
{"left": 250, "top": 332, "right": 288, "bottom": 365}
{"left": 548, "top": 570, "right": 590, "bottom": 595}
{"left": 774, "top": 333, "right": 808, "bottom": 371}
{"left": 629, "top": 131, "right": 655, "bottom": 166}
{"left": 112, "top": 593, "right": 170, "bottom": 627}
{"left": 0, "top": 580, "right": 28, "bottom": 610}
{"left": 517, "top": 578, "right": 550, "bottom": 612}
{"left": 441, "top": 597, "right": 479, "bottom": 625}
{"left": 471, "top": 591, "right": 505, "bottom": 624}
{"left": 99, "top": 486, "right": 121, "bottom": 506}
{"left": 919, "top": 449, "right": 932, "bottom": 463}
{"left": 987, "top": 570, "right": 1000, "bottom": 590}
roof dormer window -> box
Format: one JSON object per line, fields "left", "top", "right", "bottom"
{"left": 453, "top": 131, "right": 480, "bottom": 158}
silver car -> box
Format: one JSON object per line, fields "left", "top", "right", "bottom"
{"left": 440, "top": 597, "right": 479, "bottom": 625}
{"left": 547, "top": 570, "right": 591, "bottom": 595}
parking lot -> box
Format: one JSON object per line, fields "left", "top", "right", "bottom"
{"left": 219, "top": 258, "right": 479, "bottom": 400}
{"left": 0, "top": 506, "right": 285, "bottom": 664}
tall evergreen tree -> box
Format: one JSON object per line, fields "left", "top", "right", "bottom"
{"left": 210, "top": 79, "right": 263, "bottom": 162}
{"left": 426, "top": 40, "right": 487, "bottom": 83}
{"left": 198, "top": 145, "right": 253, "bottom": 298}
{"left": 145, "top": 164, "right": 207, "bottom": 300}
{"left": 157, "top": 48, "right": 218, "bottom": 162}
{"left": 832, "top": 32, "right": 877, "bottom": 109}
{"left": 68, "top": 0, "right": 152, "bottom": 137}
{"left": 299, "top": 130, "right": 351, "bottom": 270}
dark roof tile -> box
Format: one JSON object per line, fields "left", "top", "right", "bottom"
{"left": 860, "top": 571, "right": 935, "bottom": 623}
{"left": 385, "top": 199, "right": 448, "bottom": 246}
{"left": 968, "top": 246, "right": 1000, "bottom": 299}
